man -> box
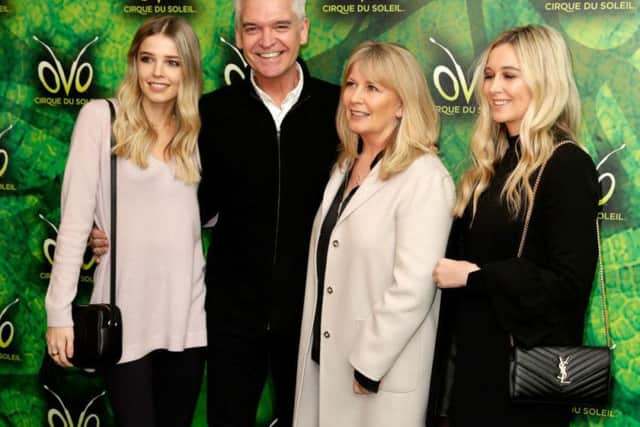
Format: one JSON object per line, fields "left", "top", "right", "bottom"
{"left": 197, "top": 0, "right": 339, "bottom": 425}
{"left": 92, "top": 1, "right": 339, "bottom": 424}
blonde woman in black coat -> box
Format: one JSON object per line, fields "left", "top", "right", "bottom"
{"left": 429, "top": 25, "right": 599, "bottom": 427}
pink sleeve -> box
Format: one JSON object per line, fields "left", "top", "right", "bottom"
{"left": 45, "top": 100, "right": 107, "bottom": 327}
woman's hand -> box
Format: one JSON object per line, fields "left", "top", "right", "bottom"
{"left": 46, "top": 327, "right": 75, "bottom": 368}
{"left": 352, "top": 378, "right": 372, "bottom": 395}
{"left": 433, "top": 258, "right": 480, "bottom": 288}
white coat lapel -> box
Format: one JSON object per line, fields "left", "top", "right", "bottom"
{"left": 310, "top": 165, "right": 346, "bottom": 251}
{"left": 335, "top": 163, "right": 385, "bottom": 226}
{"left": 318, "top": 165, "right": 347, "bottom": 220}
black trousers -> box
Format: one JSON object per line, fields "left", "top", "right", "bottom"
{"left": 104, "top": 347, "right": 206, "bottom": 427}
{"left": 207, "top": 329, "right": 299, "bottom": 427}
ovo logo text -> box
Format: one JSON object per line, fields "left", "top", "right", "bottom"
{"left": 0, "top": 298, "right": 19, "bottom": 349}
{"left": 430, "top": 37, "right": 477, "bottom": 103}
{"left": 220, "top": 36, "right": 247, "bottom": 86}
{"left": 44, "top": 386, "right": 105, "bottom": 427}
{"left": 0, "top": 124, "right": 12, "bottom": 178}
{"left": 597, "top": 143, "right": 625, "bottom": 206}
{"left": 33, "top": 36, "right": 98, "bottom": 96}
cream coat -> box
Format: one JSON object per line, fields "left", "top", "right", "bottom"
{"left": 293, "top": 154, "right": 455, "bottom": 427}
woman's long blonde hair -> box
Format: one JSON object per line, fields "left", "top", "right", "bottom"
{"left": 113, "top": 15, "right": 202, "bottom": 184}
{"left": 336, "top": 41, "right": 439, "bottom": 179}
{"left": 454, "top": 25, "right": 581, "bottom": 218}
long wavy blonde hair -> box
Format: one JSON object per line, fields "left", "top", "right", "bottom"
{"left": 454, "top": 25, "right": 581, "bottom": 218}
{"left": 113, "top": 16, "right": 202, "bottom": 184}
{"left": 336, "top": 41, "right": 439, "bottom": 179}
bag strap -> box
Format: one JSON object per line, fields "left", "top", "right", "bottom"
{"left": 516, "top": 140, "right": 614, "bottom": 349}
{"left": 516, "top": 141, "right": 573, "bottom": 257}
{"left": 595, "top": 218, "right": 615, "bottom": 349}
{"left": 106, "top": 99, "right": 117, "bottom": 307}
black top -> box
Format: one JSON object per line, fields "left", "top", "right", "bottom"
{"left": 312, "top": 151, "right": 383, "bottom": 393}
{"left": 197, "top": 59, "right": 340, "bottom": 338}
{"left": 428, "top": 136, "right": 600, "bottom": 426}
{"left": 312, "top": 167, "right": 358, "bottom": 364}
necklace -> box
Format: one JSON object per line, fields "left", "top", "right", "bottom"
{"left": 353, "top": 157, "right": 371, "bottom": 185}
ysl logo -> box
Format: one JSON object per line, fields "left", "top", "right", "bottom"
{"left": 557, "top": 356, "right": 571, "bottom": 384}
{"left": 33, "top": 36, "right": 99, "bottom": 96}
{"left": 0, "top": 299, "right": 19, "bottom": 349}
{"left": 38, "top": 214, "right": 96, "bottom": 270}
{"left": 44, "top": 385, "right": 105, "bottom": 427}
{"left": 220, "top": 36, "right": 247, "bottom": 86}
{"left": 0, "top": 124, "right": 13, "bottom": 178}
{"left": 596, "top": 143, "right": 626, "bottom": 206}
{"left": 430, "top": 37, "right": 478, "bottom": 103}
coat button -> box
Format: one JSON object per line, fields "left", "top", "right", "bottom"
{"left": 332, "top": 240, "right": 339, "bottom": 248}
{"left": 323, "top": 331, "right": 330, "bottom": 338}
{"left": 327, "top": 286, "right": 334, "bottom": 294}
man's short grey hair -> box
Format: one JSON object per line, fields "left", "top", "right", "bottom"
{"left": 234, "top": 0, "right": 306, "bottom": 27}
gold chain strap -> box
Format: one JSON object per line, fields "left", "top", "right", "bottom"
{"left": 517, "top": 140, "right": 614, "bottom": 349}
{"left": 596, "top": 220, "right": 615, "bottom": 349}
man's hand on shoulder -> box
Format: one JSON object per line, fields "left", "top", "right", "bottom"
{"left": 89, "top": 228, "right": 109, "bottom": 262}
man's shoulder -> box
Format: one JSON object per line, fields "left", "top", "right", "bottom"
{"left": 302, "top": 77, "right": 340, "bottom": 111}
{"left": 200, "top": 83, "right": 244, "bottom": 106}
{"left": 306, "top": 76, "right": 340, "bottom": 95}
{"left": 199, "top": 76, "right": 339, "bottom": 112}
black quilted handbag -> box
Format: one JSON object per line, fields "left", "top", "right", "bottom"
{"left": 69, "top": 99, "right": 122, "bottom": 369}
{"left": 508, "top": 141, "right": 614, "bottom": 406}
{"left": 509, "top": 345, "right": 611, "bottom": 405}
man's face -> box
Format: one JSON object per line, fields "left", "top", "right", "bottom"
{"left": 235, "top": 0, "right": 309, "bottom": 85}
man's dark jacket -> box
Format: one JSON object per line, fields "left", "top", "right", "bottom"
{"left": 197, "top": 60, "right": 340, "bottom": 339}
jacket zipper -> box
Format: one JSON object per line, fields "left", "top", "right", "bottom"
{"left": 264, "top": 91, "right": 312, "bottom": 332}
{"left": 273, "top": 129, "right": 281, "bottom": 266}
{"left": 271, "top": 92, "right": 311, "bottom": 267}
{"left": 267, "top": 129, "right": 282, "bottom": 333}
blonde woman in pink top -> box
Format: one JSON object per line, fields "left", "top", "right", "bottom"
{"left": 44, "top": 16, "right": 207, "bottom": 427}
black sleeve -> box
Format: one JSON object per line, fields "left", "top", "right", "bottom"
{"left": 197, "top": 95, "right": 220, "bottom": 225}
{"left": 445, "top": 216, "right": 465, "bottom": 259}
{"left": 353, "top": 369, "right": 380, "bottom": 393}
{"left": 467, "top": 145, "right": 600, "bottom": 347}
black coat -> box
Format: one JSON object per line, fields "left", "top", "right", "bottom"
{"left": 427, "top": 140, "right": 600, "bottom": 426}
{"left": 197, "top": 61, "right": 340, "bottom": 339}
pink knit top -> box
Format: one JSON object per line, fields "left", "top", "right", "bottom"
{"left": 45, "top": 100, "right": 207, "bottom": 364}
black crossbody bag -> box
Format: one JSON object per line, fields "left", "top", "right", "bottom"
{"left": 69, "top": 99, "right": 122, "bottom": 369}
{"left": 508, "top": 141, "right": 614, "bottom": 406}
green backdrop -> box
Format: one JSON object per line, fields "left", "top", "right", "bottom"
{"left": 0, "top": 0, "right": 638, "bottom": 426}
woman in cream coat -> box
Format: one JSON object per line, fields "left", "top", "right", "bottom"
{"left": 293, "top": 41, "right": 454, "bottom": 427}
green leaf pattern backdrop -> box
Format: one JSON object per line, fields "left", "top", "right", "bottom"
{"left": 0, "top": 0, "right": 638, "bottom": 426}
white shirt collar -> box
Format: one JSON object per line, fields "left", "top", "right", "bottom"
{"left": 250, "top": 62, "right": 304, "bottom": 131}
